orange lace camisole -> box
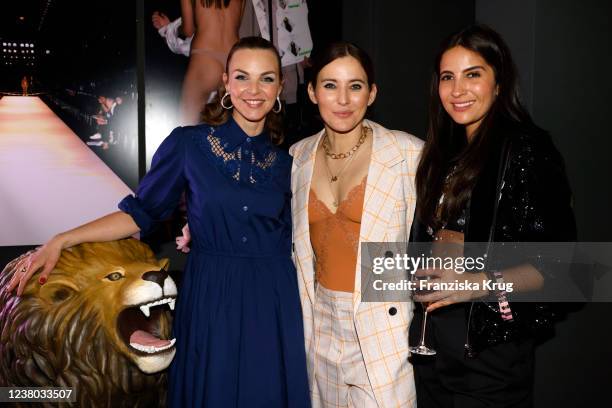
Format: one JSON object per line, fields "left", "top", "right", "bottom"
{"left": 308, "top": 178, "right": 366, "bottom": 293}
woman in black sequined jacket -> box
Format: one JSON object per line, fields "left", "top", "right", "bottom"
{"left": 409, "top": 24, "right": 576, "bottom": 407}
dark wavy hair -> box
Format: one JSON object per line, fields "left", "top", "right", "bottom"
{"left": 416, "top": 24, "right": 541, "bottom": 228}
{"left": 308, "top": 41, "right": 375, "bottom": 88}
{"left": 201, "top": 36, "right": 284, "bottom": 145}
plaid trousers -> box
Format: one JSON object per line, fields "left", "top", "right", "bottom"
{"left": 312, "top": 284, "right": 379, "bottom": 408}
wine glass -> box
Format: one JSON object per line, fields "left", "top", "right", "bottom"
{"left": 409, "top": 271, "right": 436, "bottom": 356}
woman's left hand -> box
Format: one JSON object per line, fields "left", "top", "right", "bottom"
{"left": 175, "top": 224, "right": 191, "bottom": 253}
{"left": 413, "top": 268, "right": 489, "bottom": 312}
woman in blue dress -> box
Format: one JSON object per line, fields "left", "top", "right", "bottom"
{"left": 9, "top": 36, "right": 311, "bottom": 408}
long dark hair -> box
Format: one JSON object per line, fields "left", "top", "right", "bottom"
{"left": 308, "top": 41, "right": 375, "bottom": 88}
{"left": 416, "top": 24, "right": 540, "bottom": 228}
{"left": 201, "top": 36, "right": 284, "bottom": 145}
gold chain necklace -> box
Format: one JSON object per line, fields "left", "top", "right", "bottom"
{"left": 322, "top": 126, "right": 369, "bottom": 159}
{"left": 322, "top": 128, "right": 369, "bottom": 206}
{"left": 324, "top": 152, "right": 360, "bottom": 206}
{"left": 324, "top": 148, "right": 358, "bottom": 183}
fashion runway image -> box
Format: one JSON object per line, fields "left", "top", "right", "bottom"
{"left": 0, "top": 96, "right": 133, "bottom": 246}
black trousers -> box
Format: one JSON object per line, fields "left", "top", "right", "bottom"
{"left": 410, "top": 304, "right": 535, "bottom": 408}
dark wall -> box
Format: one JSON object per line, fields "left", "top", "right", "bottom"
{"left": 531, "top": 1, "right": 612, "bottom": 405}
{"left": 476, "top": 0, "right": 537, "bottom": 112}
{"left": 342, "top": 0, "right": 475, "bottom": 138}
{"left": 531, "top": 0, "right": 612, "bottom": 242}
{"left": 309, "top": 0, "right": 344, "bottom": 49}
{"left": 476, "top": 1, "right": 612, "bottom": 406}
{"left": 478, "top": 0, "right": 612, "bottom": 242}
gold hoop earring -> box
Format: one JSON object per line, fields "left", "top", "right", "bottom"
{"left": 221, "top": 93, "right": 233, "bottom": 109}
{"left": 273, "top": 96, "right": 282, "bottom": 114}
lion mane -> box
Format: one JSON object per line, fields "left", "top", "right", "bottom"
{"left": 0, "top": 239, "right": 178, "bottom": 407}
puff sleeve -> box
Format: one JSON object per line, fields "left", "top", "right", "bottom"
{"left": 118, "top": 127, "right": 187, "bottom": 235}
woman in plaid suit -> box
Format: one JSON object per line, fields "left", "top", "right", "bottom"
{"left": 290, "top": 41, "right": 423, "bottom": 408}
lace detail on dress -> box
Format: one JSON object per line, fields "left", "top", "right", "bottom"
{"left": 197, "top": 126, "right": 277, "bottom": 185}
{"left": 207, "top": 133, "right": 242, "bottom": 181}
{"left": 250, "top": 146, "right": 277, "bottom": 184}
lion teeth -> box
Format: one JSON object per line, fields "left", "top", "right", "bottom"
{"left": 130, "top": 338, "right": 176, "bottom": 354}
{"left": 139, "top": 305, "right": 151, "bottom": 317}
{"left": 138, "top": 298, "right": 176, "bottom": 317}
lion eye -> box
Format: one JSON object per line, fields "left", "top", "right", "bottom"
{"left": 106, "top": 272, "right": 123, "bottom": 281}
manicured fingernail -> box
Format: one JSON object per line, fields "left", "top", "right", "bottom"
{"left": 39, "top": 277, "right": 47, "bottom": 285}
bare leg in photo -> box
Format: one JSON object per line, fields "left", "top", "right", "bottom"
{"left": 179, "top": 52, "right": 225, "bottom": 124}
{"left": 178, "top": 0, "right": 245, "bottom": 125}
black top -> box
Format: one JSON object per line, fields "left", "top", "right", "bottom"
{"left": 411, "top": 118, "right": 577, "bottom": 354}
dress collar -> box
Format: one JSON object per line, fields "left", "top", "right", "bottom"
{"left": 217, "top": 116, "right": 270, "bottom": 153}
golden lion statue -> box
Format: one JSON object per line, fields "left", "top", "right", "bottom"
{"left": 0, "top": 239, "right": 177, "bottom": 407}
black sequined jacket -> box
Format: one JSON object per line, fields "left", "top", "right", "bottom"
{"left": 410, "top": 119, "right": 577, "bottom": 356}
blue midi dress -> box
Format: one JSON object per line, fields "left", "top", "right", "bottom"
{"left": 118, "top": 117, "right": 310, "bottom": 408}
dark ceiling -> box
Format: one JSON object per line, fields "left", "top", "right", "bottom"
{"left": 1, "top": 1, "right": 53, "bottom": 42}
{"left": 1, "top": 0, "right": 137, "bottom": 88}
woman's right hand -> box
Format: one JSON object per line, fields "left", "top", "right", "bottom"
{"left": 152, "top": 11, "right": 170, "bottom": 30}
{"left": 7, "top": 235, "right": 66, "bottom": 296}
{"left": 5, "top": 212, "right": 140, "bottom": 296}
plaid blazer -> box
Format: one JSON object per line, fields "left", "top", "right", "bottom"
{"left": 289, "top": 120, "right": 423, "bottom": 407}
